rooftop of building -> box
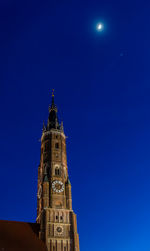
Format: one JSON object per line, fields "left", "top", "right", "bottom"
{"left": 0, "top": 220, "right": 47, "bottom": 251}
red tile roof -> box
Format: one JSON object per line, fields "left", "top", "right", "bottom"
{"left": 0, "top": 220, "right": 47, "bottom": 251}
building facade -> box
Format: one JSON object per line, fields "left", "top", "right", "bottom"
{"left": 36, "top": 93, "right": 80, "bottom": 251}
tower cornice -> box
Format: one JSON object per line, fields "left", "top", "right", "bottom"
{"left": 41, "top": 129, "right": 66, "bottom": 142}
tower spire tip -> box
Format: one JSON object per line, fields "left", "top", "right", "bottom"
{"left": 52, "top": 89, "right": 54, "bottom": 97}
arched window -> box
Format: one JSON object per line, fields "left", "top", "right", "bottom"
{"left": 55, "top": 167, "right": 60, "bottom": 176}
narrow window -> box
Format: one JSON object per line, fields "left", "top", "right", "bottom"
{"left": 48, "top": 225, "right": 50, "bottom": 236}
{"left": 55, "top": 143, "right": 59, "bottom": 149}
{"left": 43, "top": 153, "right": 48, "bottom": 163}
{"left": 44, "top": 142, "right": 49, "bottom": 152}
{"left": 55, "top": 168, "right": 60, "bottom": 176}
{"left": 56, "top": 215, "right": 58, "bottom": 220}
{"left": 55, "top": 168, "right": 57, "bottom": 175}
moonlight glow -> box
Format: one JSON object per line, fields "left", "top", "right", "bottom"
{"left": 97, "top": 23, "right": 103, "bottom": 31}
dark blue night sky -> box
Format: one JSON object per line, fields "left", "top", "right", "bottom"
{"left": 0, "top": 0, "right": 150, "bottom": 250}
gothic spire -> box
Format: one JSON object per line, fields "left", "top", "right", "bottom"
{"left": 47, "top": 90, "right": 60, "bottom": 130}
{"left": 51, "top": 89, "right": 56, "bottom": 109}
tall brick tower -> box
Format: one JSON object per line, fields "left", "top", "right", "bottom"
{"left": 36, "top": 91, "right": 80, "bottom": 251}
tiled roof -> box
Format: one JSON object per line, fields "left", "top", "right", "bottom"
{"left": 0, "top": 220, "right": 47, "bottom": 251}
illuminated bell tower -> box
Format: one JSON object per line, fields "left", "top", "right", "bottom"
{"left": 36, "top": 91, "right": 80, "bottom": 251}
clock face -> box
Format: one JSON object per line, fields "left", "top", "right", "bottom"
{"left": 57, "top": 227, "right": 62, "bottom": 233}
{"left": 37, "top": 185, "right": 42, "bottom": 199}
{"left": 55, "top": 225, "right": 63, "bottom": 236}
{"left": 52, "top": 180, "right": 64, "bottom": 193}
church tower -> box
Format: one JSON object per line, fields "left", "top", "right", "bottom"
{"left": 36, "top": 91, "right": 80, "bottom": 251}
